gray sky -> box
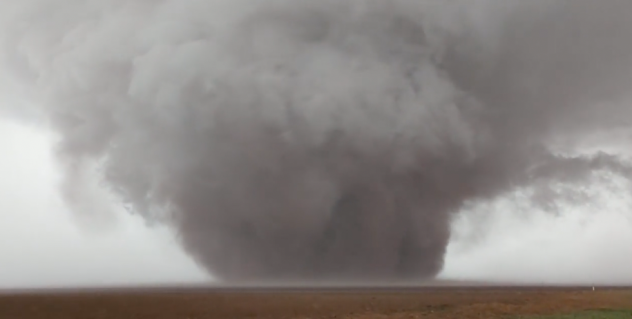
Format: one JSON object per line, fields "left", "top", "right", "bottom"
{"left": 1, "top": 116, "right": 631, "bottom": 288}
{"left": 443, "top": 191, "right": 632, "bottom": 284}
{"left": 0, "top": 118, "right": 207, "bottom": 288}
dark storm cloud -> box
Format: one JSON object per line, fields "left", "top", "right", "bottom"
{"left": 2, "top": 0, "right": 632, "bottom": 283}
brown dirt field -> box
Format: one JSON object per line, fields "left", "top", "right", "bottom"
{"left": 0, "top": 286, "right": 631, "bottom": 319}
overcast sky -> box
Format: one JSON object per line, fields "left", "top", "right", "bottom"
{"left": 1, "top": 116, "right": 631, "bottom": 288}
{"left": 0, "top": 118, "right": 207, "bottom": 288}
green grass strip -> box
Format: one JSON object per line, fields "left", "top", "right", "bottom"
{"left": 514, "top": 309, "right": 632, "bottom": 319}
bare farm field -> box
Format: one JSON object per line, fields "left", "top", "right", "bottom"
{"left": 0, "top": 285, "right": 631, "bottom": 319}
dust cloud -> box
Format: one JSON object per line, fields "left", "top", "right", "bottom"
{"left": 1, "top": 0, "right": 632, "bottom": 283}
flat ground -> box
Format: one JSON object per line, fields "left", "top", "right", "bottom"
{"left": 0, "top": 286, "right": 631, "bottom": 318}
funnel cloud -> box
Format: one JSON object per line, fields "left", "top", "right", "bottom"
{"left": 2, "top": 0, "right": 632, "bottom": 283}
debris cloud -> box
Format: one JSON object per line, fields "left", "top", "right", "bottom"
{"left": 2, "top": 0, "right": 632, "bottom": 283}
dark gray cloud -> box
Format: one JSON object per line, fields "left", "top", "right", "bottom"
{"left": 2, "top": 0, "right": 632, "bottom": 284}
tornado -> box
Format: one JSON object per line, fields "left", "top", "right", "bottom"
{"left": 2, "top": 0, "right": 632, "bottom": 283}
